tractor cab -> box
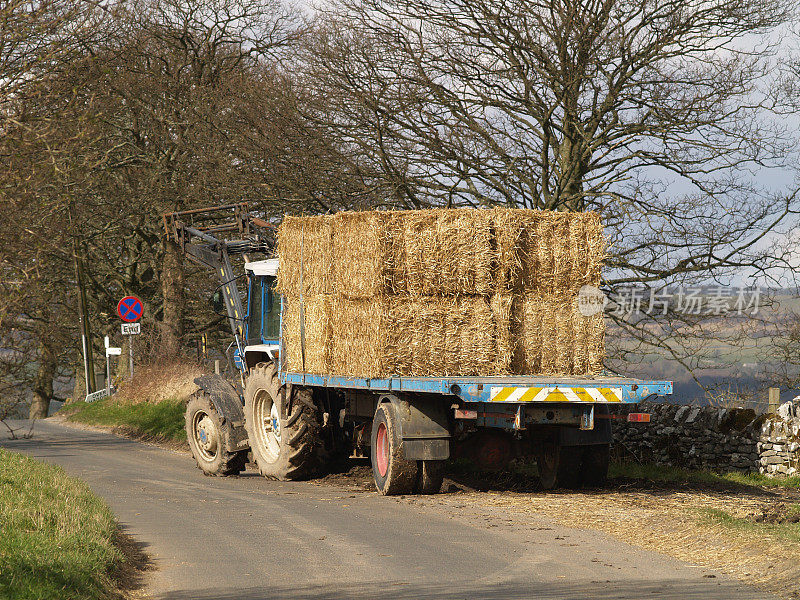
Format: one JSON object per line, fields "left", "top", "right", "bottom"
{"left": 243, "top": 259, "right": 281, "bottom": 364}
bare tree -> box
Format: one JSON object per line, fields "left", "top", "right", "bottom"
{"left": 305, "top": 0, "right": 800, "bottom": 374}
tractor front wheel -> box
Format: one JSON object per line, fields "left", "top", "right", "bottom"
{"left": 185, "top": 392, "right": 247, "bottom": 476}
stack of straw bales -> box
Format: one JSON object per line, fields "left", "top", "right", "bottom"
{"left": 277, "top": 208, "right": 605, "bottom": 378}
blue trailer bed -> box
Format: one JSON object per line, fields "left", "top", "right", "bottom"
{"left": 281, "top": 372, "right": 672, "bottom": 404}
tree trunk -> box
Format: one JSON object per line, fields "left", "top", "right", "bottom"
{"left": 161, "top": 239, "right": 185, "bottom": 356}
{"left": 29, "top": 342, "right": 56, "bottom": 419}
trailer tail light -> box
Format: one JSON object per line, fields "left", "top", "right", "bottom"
{"left": 454, "top": 409, "right": 478, "bottom": 419}
{"left": 627, "top": 412, "right": 651, "bottom": 423}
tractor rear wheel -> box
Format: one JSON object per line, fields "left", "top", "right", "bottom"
{"left": 244, "top": 362, "right": 324, "bottom": 480}
{"left": 371, "top": 402, "right": 418, "bottom": 495}
{"left": 185, "top": 392, "right": 247, "bottom": 476}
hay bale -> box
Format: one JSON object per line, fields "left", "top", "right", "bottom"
{"left": 517, "top": 295, "right": 605, "bottom": 376}
{"left": 526, "top": 211, "right": 605, "bottom": 294}
{"left": 490, "top": 293, "right": 516, "bottom": 375}
{"left": 326, "top": 295, "right": 496, "bottom": 378}
{"left": 282, "top": 295, "right": 331, "bottom": 374}
{"left": 330, "top": 211, "right": 407, "bottom": 299}
{"left": 408, "top": 296, "right": 495, "bottom": 376}
{"left": 491, "top": 208, "right": 534, "bottom": 293}
{"left": 276, "top": 208, "right": 607, "bottom": 378}
{"left": 276, "top": 216, "right": 333, "bottom": 296}
{"left": 453, "top": 296, "right": 495, "bottom": 376}
{"left": 328, "top": 297, "right": 412, "bottom": 377}
{"left": 403, "top": 209, "right": 493, "bottom": 296}
{"left": 490, "top": 209, "right": 606, "bottom": 295}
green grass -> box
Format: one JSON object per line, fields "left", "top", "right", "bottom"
{"left": 609, "top": 461, "right": 800, "bottom": 489}
{"left": 703, "top": 507, "right": 800, "bottom": 544}
{"left": 0, "top": 449, "right": 123, "bottom": 600}
{"left": 65, "top": 397, "right": 186, "bottom": 442}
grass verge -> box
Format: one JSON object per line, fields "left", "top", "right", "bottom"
{"left": 609, "top": 461, "right": 800, "bottom": 489}
{"left": 0, "top": 449, "right": 124, "bottom": 599}
{"left": 703, "top": 507, "right": 800, "bottom": 544}
{"left": 64, "top": 397, "right": 186, "bottom": 445}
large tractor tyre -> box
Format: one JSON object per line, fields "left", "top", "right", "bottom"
{"left": 244, "top": 362, "right": 324, "bottom": 480}
{"left": 537, "top": 442, "right": 583, "bottom": 490}
{"left": 415, "top": 460, "right": 445, "bottom": 495}
{"left": 185, "top": 392, "right": 247, "bottom": 477}
{"left": 371, "top": 403, "right": 418, "bottom": 495}
{"left": 580, "top": 443, "right": 610, "bottom": 487}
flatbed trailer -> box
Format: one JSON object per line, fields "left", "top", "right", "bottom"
{"left": 166, "top": 204, "right": 673, "bottom": 494}
{"left": 283, "top": 372, "right": 671, "bottom": 404}
{"left": 278, "top": 369, "right": 672, "bottom": 492}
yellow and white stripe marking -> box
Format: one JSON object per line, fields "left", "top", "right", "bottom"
{"left": 490, "top": 386, "right": 622, "bottom": 403}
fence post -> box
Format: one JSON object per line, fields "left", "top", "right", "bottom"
{"left": 768, "top": 387, "right": 780, "bottom": 414}
{"left": 214, "top": 360, "right": 221, "bottom": 376}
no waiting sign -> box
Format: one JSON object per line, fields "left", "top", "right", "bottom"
{"left": 117, "top": 296, "right": 143, "bottom": 322}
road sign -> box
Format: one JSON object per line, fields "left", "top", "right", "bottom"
{"left": 85, "top": 388, "right": 111, "bottom": 403}
{"left": 106, "top": 347, "right": 122, "bottom": 356}
{"left": 117, "top": 296, "right": 143, "bottom": 322}
{"left": 121, "top": 322, "right": 141, "bottom": 335}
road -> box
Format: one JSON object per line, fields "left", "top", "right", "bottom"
{"left": 1, "top": 419, "right": 775, "bottom": 600}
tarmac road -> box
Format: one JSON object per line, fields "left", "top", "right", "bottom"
{"left": 1, "top": 419, "right": 776, "bottom": 600}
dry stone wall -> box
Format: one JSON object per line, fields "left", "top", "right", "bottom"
{"left": 611, "top": 401, "right": 800, "bottom": 477}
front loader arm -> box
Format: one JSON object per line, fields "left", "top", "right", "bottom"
{"left": 163, "top": 203, "right": 274, "bottom": 340}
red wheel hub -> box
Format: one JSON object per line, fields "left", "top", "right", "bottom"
{"left": 376, "top": 422, "right": 389, "bottom": 477}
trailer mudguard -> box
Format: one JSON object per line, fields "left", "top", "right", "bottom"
{"left": 380, "top": 394, "right": 450, "bottom": 460}
{"left": 558, "top": 404, "right": 612, "bottom": 446}
{"left": 194, "top": 375, "right": 250, "bottom": 452}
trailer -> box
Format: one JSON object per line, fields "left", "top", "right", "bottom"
{"left": 166, "top": 205, "right": 672, "bottom": 494}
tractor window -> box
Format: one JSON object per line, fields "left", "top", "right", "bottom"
{"left": 262, "top": 277, "right": 281, "bottom": 341}
{"left": 247, "top": 276, "right": 263, "bottom": 345}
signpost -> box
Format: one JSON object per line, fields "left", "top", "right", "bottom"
{"left": 85, "top": 388, "right": 111, "bottom": 403}
{"left": 116, "top": 296, "right": 143, "bottom": 378}
{"left": 103, "top": 335, "right": 122, "bottom": 394}
{"left": 121, "top": 322, "right": 141, "bottom": 335}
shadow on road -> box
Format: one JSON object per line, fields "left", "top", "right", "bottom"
{"left": 155, "top": 579, "right": 755, "bottom": 600}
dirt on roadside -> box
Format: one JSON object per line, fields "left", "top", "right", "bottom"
{"left": 316, "top": 458, "right": 800, "bottom": 600}
{"left": 59, "top": 417, "right": 800, "bottom": 599}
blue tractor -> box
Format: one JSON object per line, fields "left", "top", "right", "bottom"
{"left": 165, "top": 204, "right": 672, "bottom": 494}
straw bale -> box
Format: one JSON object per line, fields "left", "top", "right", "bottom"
{"left": 490, "top": 208, "right": 534, "bottom": 293}
{"left": 282, "top": 294, "right": 331, "bottom": 374}
{"left": 517, "top": 295, "right": 605, "bottom": 376}
{"left": 489, "top": 209, "right": 606, "bottom": 295}
{"left": 527, "top": 211, "right": 605, "bottom": 294}
{"left": 330, "top": 211, "right": 407, "bottom": 298}
{"left": 325, "top": 295, "right": 497, "bottom": 378}
{"left": 403, "top": 209, "right": 493, "bottom": 296}
{"left": 276, "top": 216, "right": 333, "bottom": 296}
{"left": 276, "top": 208, "right": 606, "bottom": 378}
{"left": 454, "top": 296, "right": 495, "bottom": 375}
{"left": 407, "top": 296, "right": 496, "bottom": 376}
{"left": 490, "top": 293, "right": 516, "bottom": 375}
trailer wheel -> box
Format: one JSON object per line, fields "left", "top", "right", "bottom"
{"left": 185, "top": 392, "right": 247, "bottom": 476}
{"left": 537, "top": 442, "right": 582, "bottom": 490}
{"left": 244, "top": 362, "right": 324, "bottom": 480}
{"left": 415, "top": 460, "right": 445, "bottom": 494}
{"left": 371, "top": 403, "right": 418, "bottom": 495}
{"left": 580, "top": 444, "right": 610, "bottom": 487}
